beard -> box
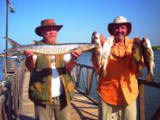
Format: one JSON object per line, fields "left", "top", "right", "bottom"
{"left": 44, "top": 34, "right": 57, "bottom": 44}
{"left": 114, "top": 32, "right": 126, "bottom": 42}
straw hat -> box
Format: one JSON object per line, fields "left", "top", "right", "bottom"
{"left": 108, "top": 16, "right": 132, "bottom": 35}
{"left": 35, "top": 19, "right": 63, "bottom": 36}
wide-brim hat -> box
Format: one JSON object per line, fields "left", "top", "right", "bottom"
{"left": 35, "top": 19, "right": 63, "bottom": 36}
{"left": 108, "top": 16, "right": 132, "bottom": 35}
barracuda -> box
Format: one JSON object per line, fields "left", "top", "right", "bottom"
{"left": 4, "top": 37, "right": 96, "bottom": 55}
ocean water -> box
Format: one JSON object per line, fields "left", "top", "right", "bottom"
{"left": 0, "top": 57, "right": 19, "bottom": 81}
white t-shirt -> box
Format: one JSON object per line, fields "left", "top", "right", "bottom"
{"left": 32, "top": 54, "right": 72, "bottom": 97}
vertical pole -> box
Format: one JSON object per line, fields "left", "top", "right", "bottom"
{"left": 87, "top": 68, "right": 90, "bottom": 94}
{"left": 138, "top": 83, "right": 145, "bottom": 120}
{"left": 4, "top": 0, "right": 9, "bottom": 78}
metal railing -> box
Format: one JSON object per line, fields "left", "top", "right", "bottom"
{"left": 0, "top": 58, "right": 25, "bottom": 120}
{"left": 72, "top": 63, "right": 160, "bottom": 120}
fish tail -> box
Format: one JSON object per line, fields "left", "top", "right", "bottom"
{"left": 101, "top": 52, "right": 109, "bottom": 77}
{"left": 102, "top": 63, "right": 107, "bottom": 77}
{"left": 102, "top": 65, "right": 106, "bottom": 76}
{"left": 3, "top": 37, "right": 22, "bottom": 55}
{"left": 146, "top": 73, "right": 154, "bottom": 81}
{"left": 4, "top": 47, "right": 18, "bottom": 56}
{"left": 3, "top": 37, "right": 21, "bottom": 48}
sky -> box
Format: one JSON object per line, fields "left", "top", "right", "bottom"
{"left": 0, "top": 0, "right": 160, "bottom": 53}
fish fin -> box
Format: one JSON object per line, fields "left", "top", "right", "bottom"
{"left": 3, "top": 37, "right": 21, "bottom": 48}
{"left": 4, "top": 47, "right": 19, "bottom": 56}
{"left": 146, "top": 73, "right": 154, "bottom": 82}
{"left": 72, "top": 44, "right": 95, "bottom": 53}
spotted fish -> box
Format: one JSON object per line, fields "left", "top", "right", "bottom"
{"left": 91, "top": 31, "right": 103, "bottom": 75}
{"left": 91, "top": 31, "right": 113, "bottom": 76}
{"left": 142, "top": 37, "right": 155, "bottom": 81}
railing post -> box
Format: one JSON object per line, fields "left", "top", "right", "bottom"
{"left": 11, "top": 58, "right": 16, "bottom": 70}
{"left": 138, "top": 83, "right": 145, "bottom": 120}
{"left": 86, "top": 68, "right": 90, "bottom": 95}
{"left": 6, "top": 81, "right": 13, "bottom": 120}
{"left": 76, "top": 65, "right": 82, "bottom": 88}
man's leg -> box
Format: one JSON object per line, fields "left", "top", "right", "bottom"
{"left": 121, "top": 101, "right": 137, "bottom": 120}
{"left": 52, "top": 94, "right": 71, "bottom": 120}
{"left": 34, "top": 103, "right": 54, "bottom": 120}
{"left": 54, "top": 105, "right": 71, "bottom": 120}
{"left": 98, "top": 99, "right": 113, "bottom": 120}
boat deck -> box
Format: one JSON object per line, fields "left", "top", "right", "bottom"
{"left": 19, "top": 71, "right": 98, "bottom": 120}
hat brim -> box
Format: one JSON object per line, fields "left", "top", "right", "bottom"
{"left": 35, "top": 25, "right": 63, "bottom": 36}
{"left": 108, "top": 23, "right": 131, "bottom": 35}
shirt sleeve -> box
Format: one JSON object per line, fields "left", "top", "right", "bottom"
{"left": 25, "top": 54, "right": 37, "bottom": 70}
{"left": 32, "top": 55, "right": 37, "bottom": 61}
{"left": 63, "top": 53, "right": 72, "bottom": 62}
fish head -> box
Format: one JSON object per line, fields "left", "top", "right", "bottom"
{"left": 132, "top": 37, "right": 142, "bottom": 53}
{"left": 91, "top": 31, "right": 100, "bottom": 44}
{"left": 142, "top": 37, "right": 152, "bottom": 49}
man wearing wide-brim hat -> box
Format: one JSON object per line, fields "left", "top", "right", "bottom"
{"left": 24, "top": 19, "right": 81, "bottom": 120}
{"left": 92, "top": 16, "right": 144, "bottom": 120}
{"left": 35, "top": 19, "right": 63, "bottom": 37}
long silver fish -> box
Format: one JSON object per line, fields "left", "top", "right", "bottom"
{"left": 4, "top": 37, "right": 96, "bottom": 55}
{"left": 91, "top": 31, "right": 103, "bottom": 75}
{"left": 142, "top": 37, "right": 155, "bottom": 81}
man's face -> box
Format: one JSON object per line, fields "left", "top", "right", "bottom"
{"left": 112, "top": 24, "right": 128, "bottom": 42}
{"left": 42, "top": 28, "right": 57, "bottom": 44}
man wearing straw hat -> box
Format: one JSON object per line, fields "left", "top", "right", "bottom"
{"left": 24, "top": 19, "right": 81, "bottom": 120}
{"left": 92, "top": 16, "right": 143, "bottom": 120}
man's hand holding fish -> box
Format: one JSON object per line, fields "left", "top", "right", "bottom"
{"left": 24, "top": 50, "right": 36, "bottom": 71}
{"left": 65, "top": 49, "right": 82, "bottom": 72}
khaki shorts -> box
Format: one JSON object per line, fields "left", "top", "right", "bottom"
{"left": 98, "top": 99, "right": 137, "bottom": 120}
{"left": 34, "top": 94, "right": 70, "bottom": 120}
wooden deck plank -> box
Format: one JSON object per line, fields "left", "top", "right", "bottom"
{"left": 19, "top": 71, "right": 98, "bottom": 120}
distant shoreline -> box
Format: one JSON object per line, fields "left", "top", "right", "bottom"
{"left": 152, "top": 46, "right": 160, "bottom": 51}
